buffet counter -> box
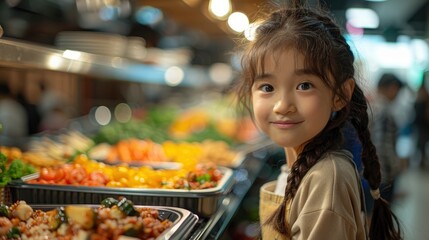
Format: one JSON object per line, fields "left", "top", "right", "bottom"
{"left": 0, "top": 37, "right": 277, "bottom": 239}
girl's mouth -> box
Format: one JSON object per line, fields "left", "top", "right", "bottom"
{"left": 271, "top": 120, "right": 303, "bottom": 129}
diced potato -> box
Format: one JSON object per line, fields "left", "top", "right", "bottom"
{"left": 65, "top": 206, "right": 95, "bottom": 230}
{"left": 13, "top": 201, "right": 33, "bottom": 221}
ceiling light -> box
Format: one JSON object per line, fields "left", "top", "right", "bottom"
{"left": 209, "top": 63, "right": 233, "bottom": 85}
{"left": 94, "top": 106, "right": 111, "bottom": 126}
{"left": 227, "top": 12, "right": 249, "bottom": 33}
{"left": 114, "top": 103, "right": 132, "bottom": 123}
{"left": 346, "top": 8, "right": 379, "bottom": 29}
{"left": 165, "top": 66, "right": 184, "bottom": 86}
{"left": 209, "top": 0, "right": 231, "bottom": 20}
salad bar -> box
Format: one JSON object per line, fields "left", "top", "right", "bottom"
{"left": 0, "top": 134, "right": 274, "bottom": 239}
{"left": 0, "top": 38, "right": 276, "bottom": 239}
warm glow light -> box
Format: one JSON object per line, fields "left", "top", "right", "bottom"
{"left": 346, "top": 8, "right": 379, "bottom": 29}
{"left": 228, "top": 12, "right": 249, "bottom": 33}
{"left": 209, "top": 63, "right": 233, "bottom": 85}
{"left": 244, "top": 22, "right": 259, "bottom": 41}
{"left": 165, "top": 66, "right": 184, "bottom": 86}
{"left": 48, "top": 55, "right": 63, "bottom": 69}
{"left": 94, "top": 106, "right": 111, "bottom": 126}
{"left": 114, "top": 103, "right": 132, "bottom": 123}
{"left": 63, "top": 50, "right": 81, "bottom": 60}
{"left": 208, "top": 0, "right": 231, "bottom": 19}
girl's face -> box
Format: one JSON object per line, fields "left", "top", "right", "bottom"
{"left": 251, "top": 48, "right": 335, "bottom": 151}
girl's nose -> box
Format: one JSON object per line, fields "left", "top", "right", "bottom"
{"left": 273, "top": 95, "right": 296, "bottom": 114}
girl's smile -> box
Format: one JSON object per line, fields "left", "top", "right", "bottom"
{"left": 270, "top": 119, "right": 304, "bottom": 129}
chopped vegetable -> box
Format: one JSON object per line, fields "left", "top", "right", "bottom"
{"left": 7, "top": 159, "right": 36, "bottom": 179}
{"left": 100, "top": 197, "right": 119, "bottom": 208}
{"left": 0, "top": 204, "right": 9, "bottom": 217}
{"left": 0, "top": 152, "right": 36, "bottom": 187}
{"left": 12, "top": 201, "right": 33, "bottom": 221}
{"left": 65, "top": 205, "right": 96, "bottom": 230}
{"left": 47, "top": 207, "right": 67, "bottom": 230}
{"left": 6, "top": 226, "right": 20, "bottom": 239}
{"left": 117, "top": 198, "right": 139, "bottom": 216}
{"left": 196, "top": 173, "right": 211, "bottom": 184}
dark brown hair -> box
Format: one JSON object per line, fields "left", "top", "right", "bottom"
{"left": 234, "top": 0, "right": 402, "bottom": 239}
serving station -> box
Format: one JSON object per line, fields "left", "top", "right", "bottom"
{"left": 0, "top": 38, "right": 278, "bottom": 239}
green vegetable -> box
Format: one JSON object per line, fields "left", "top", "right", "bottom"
{"left": 8, "top": 160, "right": 36, "bottom": 179}
{"left": 0, "top": 204, "right": 9, "bottom": 217}
{"left": 47, "top": 207, "right": 67, "bottom": 230}
{"left": 123, "top": 227, "right": 139, "bottom": 237}
{"left": 100, "top": 197, "right": 119, "bottom": 208}
{"left": 197, "top": 173, "right": 211, "bottom": 184}
{"left": 117, "top": 198, "right": 139, "bottom": 216}
{"left": 6, "top": 227, "right": 20, "bottom": 238}
{"left": 0, "top": 152, "right": 7, "bottom": 174}
{"left": 183, "top": 124, "right": 235, "bottom": 145}
{"left": 0, "top": 175, "right": 11, "bottom": 187}
{"left": 0, "top": 152, "right": 36, "bottom": 187}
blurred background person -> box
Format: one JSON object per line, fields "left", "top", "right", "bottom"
{"left": 15, "top": 83, "right": 42, "bottom": 135}
{"left": 38, "top": 81, "right": 70, "bottom": 132}
{"left": 0, "top": 81, "right": 28, "bottom": 138}
{"left": 369, "top": 73, "right": 404, "bottom": 203}
{"left": 413, "top": 72, "right": 429, "bottom": 169}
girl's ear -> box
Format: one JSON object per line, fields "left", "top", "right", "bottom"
{"left": 333, "top": 78, "right": 355, "bottom": 111}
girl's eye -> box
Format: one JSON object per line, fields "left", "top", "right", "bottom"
{"left": 297, "top": 82, "right": 312, "bottom": 90}
{"left": 260, "top": 84, "right": 274, "bottom": 92}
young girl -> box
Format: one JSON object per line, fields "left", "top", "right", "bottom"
{"left": 234, "top": 0, "right": 402, "bottom": 239}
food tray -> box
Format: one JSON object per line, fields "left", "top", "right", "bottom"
{"left": 30, "top": 204, "right": 199, "bottom": 240}
{"left": 8, "top": 167, "right": 234, "bottom": 217}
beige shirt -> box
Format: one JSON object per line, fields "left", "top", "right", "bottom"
{"left": 260, "top": 150, "right": 367, "bottom": 240}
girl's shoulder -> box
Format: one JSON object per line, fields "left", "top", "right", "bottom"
{"left": 298, "top": 149, "right": 361, "bottom": 197}
{"left": 289, "top": 150, "right": 367, "bottom": 240}
{"left": 310, "top": 150, "right": 357, "bottom": 176}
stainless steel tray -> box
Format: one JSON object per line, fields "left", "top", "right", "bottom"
{"left": 8, "top": 167, "right": 234, "bottom": 217}
{"left": 29, "top": 204, "right": 199, "bottom": 240}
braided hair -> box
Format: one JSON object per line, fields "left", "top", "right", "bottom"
{"left": 234, "top": 0, "right": 402, "bottom": 239}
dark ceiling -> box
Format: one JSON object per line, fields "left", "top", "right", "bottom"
{"left": 0, "top": 0, "right": 428, "bottom": 65}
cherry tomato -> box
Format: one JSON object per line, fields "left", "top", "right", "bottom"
{"left": 54, "top": 168, "right": 65, "bottom": 181}
{"left": 88, "top": 171, "right": 109, "bottom": 185}
{"left": 81, "top": 180, "right": 104, "bottom": 186}
{"left": 40, "top": 168, "right": 57, "bottom": 181}
{"left": 66, "top": 167, "right": 87, "bottom": 184}
{"left": 212, "top": 169, "right": 223, "bottom": 181}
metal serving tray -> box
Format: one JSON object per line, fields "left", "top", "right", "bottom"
{"left": 8, "top": 167, "right": 234, "bottom": 217}
{"left": 30, "top": 204, "right": 199, "bottom": 240}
